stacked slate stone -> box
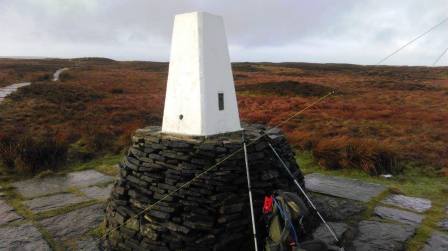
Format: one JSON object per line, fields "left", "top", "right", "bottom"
{"left": 104, "top": 125, "right": 304, "bottom": 251}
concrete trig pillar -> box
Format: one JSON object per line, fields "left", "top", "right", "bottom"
{"left": 162, "top": 12, "right": 241, "bottom": 136}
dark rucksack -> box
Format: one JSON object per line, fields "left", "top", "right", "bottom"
{"left": 263, "top": 191, "right": 328, "bottom": 251}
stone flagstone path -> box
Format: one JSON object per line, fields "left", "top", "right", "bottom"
{"left": 0, "top": 82, "right": 31, "bottom": 103}
{"left": 0, "top": 169, "right": 114, "bottom": 250}
{"left": 39, "top": 204, "right": 105, "bottom": 243}
{"left": 439, "top": 205, "right": 448, "bottom": 231}
{"left": 0, "top": 223, "right": 51, "bottom": 250}
{"left": 382, "top": 194, "right": 432, "bottom": 213}
{"left": 305, "top": 173, "right": 387, "bottom": 202}
{"left": 0, "top": 199, "right": 23, "bottom": 225}
{"left": 23, "top": 193, "right": 90, "bottom": 213}
{"left": 422, "top": 231, "right": 448, "bottom": 251}
{"left": 52, "top": 67, "right": 69, "bottom": 81}
{"left": 0, "top": 169, "right": 446, "bottom": 250}
{"left": 11, "top": 169, "right": 113, "bottom": 199}
{"left": 306, "top": 173, "right": 448, "bottom": 251}
{"left": 0, "top": 68, "right": 68, "bottom": 104}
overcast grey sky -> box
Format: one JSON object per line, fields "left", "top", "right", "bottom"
{"left": 0, "top": 0, "right": 447, "bottom": 65}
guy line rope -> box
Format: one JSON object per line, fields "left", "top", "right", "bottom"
{"left": 97, "top": 15, "right": 448, "bottom": 247}
{"left": 376, "top": 16, "right": 448, "bottom": 65}
{"left": 433, "top": 46, "right": 448, "bottom": 66}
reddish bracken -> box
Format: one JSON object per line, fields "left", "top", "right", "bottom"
{"left": 0, "top": 59, "right": 447, "bottom": 174}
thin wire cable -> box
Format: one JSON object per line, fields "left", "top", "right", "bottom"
{"left": 99, "top": 91, "right": 335, "bottom": 241}
{"left": 376, "top": 16, "right": 448, "bottom": 65}
{"left": 433, "top": 45, "right": 448, "bottom": 66}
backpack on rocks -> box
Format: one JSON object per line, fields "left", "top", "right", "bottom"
{"left": 263, "top": 191, "right": 328, "bottom": 251}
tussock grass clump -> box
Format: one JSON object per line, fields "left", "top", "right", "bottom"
{"left": 0, "top": 134, "right": 68, "bottom": 174}
{"left": 311, "top": 136, "right": 400, "bottom": 175}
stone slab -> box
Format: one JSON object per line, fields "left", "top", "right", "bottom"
{"left": 0, "top": 223, "right": 51, "bottom": 250}
{"left": 381, "top": 194, "right": 432, "bottom": 213}
{"left": 439, "top": 219, "right": 448, "bottom": 231}
{"left": 12, "top": 170, "right": 114, "bottom": 198}
{"left": 374, "top": 206, "right": 423, "bottom": 226}
{"left": 311, "top": 193, "right": 366, "bottom": 221}
{"left": 422, "top": 232, "right": 448, "bottom": 251}
{"left": 439, "top": 205, "right": 448, "bottom": 231}
{"left": 80, "top": 184, "right": 113, "bottom": 201}
{"left": 312, "top": 222, "right": 349, "bottom": 246}
{"left": 39, "top": 204, "right": 104, "bottom": 241}
{"left": 0, "top": 199, "right": 22, "bottom": 225}
{"left": 73, "top": 237, "right": 100, "bottom": 251}
{"left": 352, "top": 220, "right": 415, "bottom": 251}
{"left": 24, "top": 193, "right": 90, "bottom": 213}
{"left": 304, "top": 173, "right": 387, "bottom": 202}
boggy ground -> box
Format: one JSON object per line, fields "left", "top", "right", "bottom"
{"left": 0, "top": 58, "right": 447, "bottom": 176}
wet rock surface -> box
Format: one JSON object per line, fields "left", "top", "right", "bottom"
{"left": 70, "top": 237, "right": 101, "bottom": 251}
{"left": 39, "top": 204, "right": 105, "bottom": 241}
{"left": 422, "top": 232, "right": 448, "bottom": 251}
{"left": 312, "top": 222, "right": 349, "bottom": 246}
{"left": 439, "top": 205, "right": 448, "bottom": 231}
{"left": 304, "top": 174, "right": 430, "bottom": 250}
{"left": 374, "top": 206, "right": 424, "bottom": 226}
{"left": 305, "top": 173, "right": 387, "bottom": 202}
{"left": 24, "top": 193, "right": 90, "bottom": 213}
{"left": 0, "top": 167, "right": 115, "bottom": 250}
{"left": 311, "top": 193, "right": 366, "bottom": 221}
{"left": 81, "top": 184, "right": 113, "bottom": 201}
{"left": 0, "top": 223, "right": 51, "bottom": 250}
{"left": 439, "top": 219, "right": 448, "bottom": 231}
{"left": 381, "top": 194, "right": 432, "bottom": 213}
{"left": 352, "top": 220, "right": 415, "bottom": 251}
{"left": 0, "top": 199, "right": 22, "bottom": 225}
{"left": 12, "top": 170, "right": 114, "bottom": 198}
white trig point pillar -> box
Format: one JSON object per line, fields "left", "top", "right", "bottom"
{"left": 162, "top": 11, "right": 242, "bottom": 136}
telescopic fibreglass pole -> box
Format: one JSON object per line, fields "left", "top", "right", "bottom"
{"left": 243, "top": 133, "right": 259, "bottom": 251}
{"left": 268, "top": 143, "right": 344, "bottom": 251}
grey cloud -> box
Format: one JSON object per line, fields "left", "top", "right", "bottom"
{"left": 0, "top": 0, "right": 447, "bottom": 65}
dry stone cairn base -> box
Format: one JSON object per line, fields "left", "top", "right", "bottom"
{"left": 104, "top": 125, "right": 304, "bottom": 250}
